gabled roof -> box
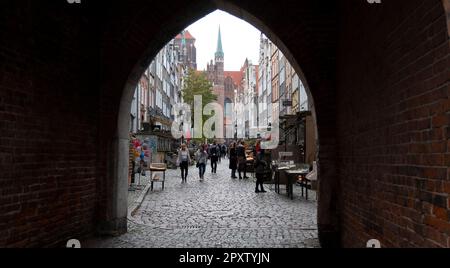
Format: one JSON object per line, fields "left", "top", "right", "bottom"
{"left": 224, "top": 71, "right": 243, "bottom": 86}
{"left": 175, "top": 30, "right": 195, "bottom": 40}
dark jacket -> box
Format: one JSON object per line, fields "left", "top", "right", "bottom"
{"left": 236, "top": 145, "right": 246, "bottom": 157}
{"left": 255, "top": 154, "right": 267, "bottom": 174}
{"left": 209, "top": 144, "right": 219, "bottom": 160}
{"left": 229, "top": 147, "right": 237, "bottom": 169}
{"left": 236, "top": 145, "right": 246, "bottom": 167}
{"left": 255, "top": 152, "right": 269, "bottom": 175}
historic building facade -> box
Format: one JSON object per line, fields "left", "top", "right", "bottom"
{"left": 174, "top": 30, "right": 197, "bottom": 70}
{"left": 204, "top": 27, "right": 243, "bottom": 140}
{"left": 130, "top": 31, "right": 193, "bottom": 161}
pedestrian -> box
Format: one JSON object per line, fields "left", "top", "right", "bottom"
{"left": 236, "top": 140, "right": 249, "bottom": 179}
{"left": 228, "top": 142, "right": 237, "bottom": 179}
{"left": 255, "top": 139, "right": 262, "bottom": 155}
{"left": 216, "top": 144, "right": 222, "bottom": 164}
{"left": 254, "top": 151, "right": 268, "bottom": 193}
{"left": 177, "top": 143, "right": 191, "bottom": 183}
{"left": 139, "top": 146, "right": 146, "bottom": 176}
{"left": 217, "top": 142, "right": 221, "bottom": 164}
{"left": 221, "top": 143, "right": 227, "bottom": 160}
{"left": 208, "top": 140, "right": 219, "bottom": 173}
{"left": 195, "top": 144, "right": 208, "bottom": 181}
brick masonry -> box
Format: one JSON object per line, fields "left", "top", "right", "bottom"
{"left": 337, "top": 0, "right": 450, "bottom": 247}
{"left": 0, "top": 0, "right": 448, "bottom": 247}
{"left": 0, "top": 1, "right": 100, "bottom": 247}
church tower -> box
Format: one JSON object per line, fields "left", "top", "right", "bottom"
{"left": 214, "top": 26, "right": 225, "bottom": 140}
{"left": 204, "top": 26, "right": 229, "bottom": 140}
{"left": 213, "top": 26, "right": 225, "bottom": 112}
{"left": 214, "top": 26, "right": 224, "bottom": 86}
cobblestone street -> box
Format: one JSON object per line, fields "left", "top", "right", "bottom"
{"left": 85, "top": 160, "right": 319, "bottom": 248}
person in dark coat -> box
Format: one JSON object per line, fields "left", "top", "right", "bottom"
{"left": 228, "top": 142, "right": 237, "bottom": 178}
{"left": 221, "top": 143, "right": 227, "bottom": 159}
{"left": 236, "top": 140, "right": 248, "bottom": 179}
{"left": 254, "top": 151, "right": 267, "bottom": 193}
{"left": 209, "top": 140, "right": 219, "bottom": 173}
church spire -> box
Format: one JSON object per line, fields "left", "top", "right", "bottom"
{"left": 215, "top": 25, "right": 224, "bottom": 58}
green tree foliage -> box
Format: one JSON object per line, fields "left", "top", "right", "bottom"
{"left": 181, "top": 68, "right": 217, "bottom": 141}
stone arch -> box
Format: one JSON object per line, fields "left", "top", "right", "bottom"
{"left": 105, "top": 0, "right": 334, "bottom": 245}
{"left": 0, "top": 0, "right": 448, "bottom": 248}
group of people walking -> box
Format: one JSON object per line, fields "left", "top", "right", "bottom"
{"left": 176, "top": 139, "right": 267, "bottom": 193}
{"left": 176, "top": 140, "right": 225, "bottom": 182}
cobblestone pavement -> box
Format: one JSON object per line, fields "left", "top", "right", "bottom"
{"left": 85, "top": 159, "right": 319, "bottom": 248}
{"left": 127, "top": 172, "right": 151, "bottom": 209}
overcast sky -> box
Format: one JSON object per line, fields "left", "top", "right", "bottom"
{"left": 186, "top": 10, "right": 261, "bottom": 71}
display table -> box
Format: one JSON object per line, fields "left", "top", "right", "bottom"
{"left": 285, "top": 168, "right": 309, "bottom": 200}
{"left": 246, "top": 156, "right": 255, "bottom": 178}
{"left": 273, "top": 164, "right": 309, "bottom": 200}
{"left": 273, "top": 165, "right": 294, "bottom": 197}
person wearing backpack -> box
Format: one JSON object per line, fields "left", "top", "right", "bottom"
{"left": 209, "top": 140, "right": 219, "bottom": 173}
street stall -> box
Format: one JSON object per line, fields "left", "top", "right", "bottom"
{"left": 245, "top": 149, "right": 255, "bottom": 177}
{"left": 129, "top": 136, "right": 152, "bottom": 190}
{"left": 266, "top": 110, "right": 317, "bottom": 200}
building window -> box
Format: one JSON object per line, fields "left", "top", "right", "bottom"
{"left": 156, "top": 91, "right": 162, "bottom": 108}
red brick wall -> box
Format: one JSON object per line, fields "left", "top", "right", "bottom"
{"left": 0, "top": 1, "right": 100, "bottom": 247}
{"left": 337, "top": 0, "right": 450, "bottom": 247}
{"left": 0, "top": 0, "right": 448, "bottom": 248}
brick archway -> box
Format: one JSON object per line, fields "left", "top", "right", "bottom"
{"left": 0, "top": 0, "right": 448, "bottom": 247}
{"left": 97, "top": 0, "right": 450, "bottom": 247}
{"left": 107, "top": 0, "right": 337, "bottom": 247}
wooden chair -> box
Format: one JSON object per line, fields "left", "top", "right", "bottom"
{"left": 297, "top": 161, "right": 317, "bottom": 200}
{"left": 306, "top": 161, "right": 317, "bottom": 184}
{"left": 149, "top": 163, "right": 167, "bottom": 191}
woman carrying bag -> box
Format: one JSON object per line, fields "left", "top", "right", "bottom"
{"left": 177, "top": 143, "right": 191, "bottom": 183}
{"left": 195, "top": 144, "right": 208, "bottom": 181}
